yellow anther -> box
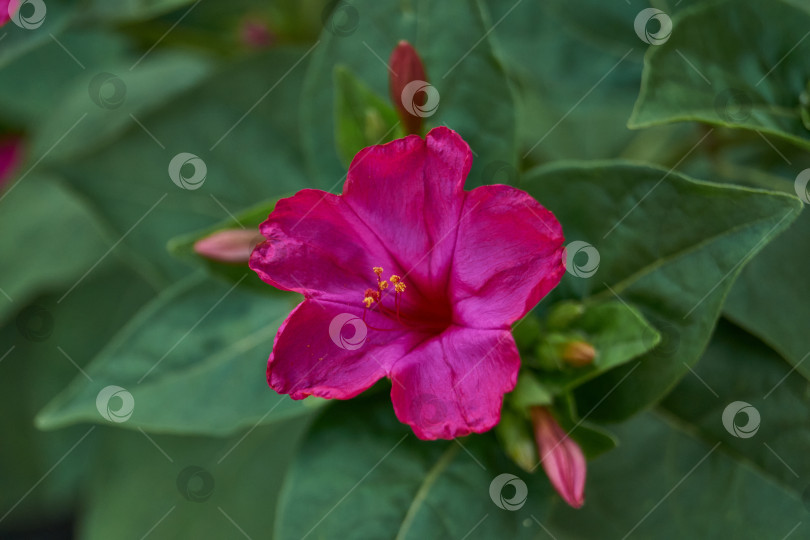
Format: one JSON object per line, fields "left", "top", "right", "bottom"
{"left": 395, "top": 282, "right": 406, "bottom": 293}
{"left": 363, "top": 296, "right": 374, "bottom": 308}
{"left": 379, "top": 280, "right": 389, "bottom": 290}
{"left": 373, "top": 267, "right": 384, "bottom": 276}
{"left": 390, "top": 275, "right": 401, "bottom": 284}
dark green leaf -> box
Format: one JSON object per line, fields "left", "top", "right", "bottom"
{"left": 36, "top": 274, "right": 315, "bottom": 435}
{"left": 522, "top": 161, "right": 801, "bottom": 421}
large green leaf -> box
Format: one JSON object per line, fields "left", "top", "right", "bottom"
{"left": 0, "top": 0, "right": 76, "bottom": 71}
{"left": 522, "top": 162, "right": 802, "bottom": 421}
{"left": 0, "top": 30, "right": 131, "bottom": 128}
{"left": 275, "top": 394, "right": 555, "bottom": 540}
{"left": 723, "top": 211, "right": 810, "bottom": 380}
{"left": 0, "top": 175, "right": 113, "bottom": 324}
{"left": 32, "top": 51, "right": 215, "bottom": 160}
{"left": 630, "top": 0, "right": 810, "bottom": 150}
{"left": 300, "top": 0, "right": 517, "bottom": 189}
{"left": 51, "top": 47, "right": 311, "bottom": 281}
{"left": 662, "top": 320, "right": 810, "bottom": 493}
{"left": 0, "top": 262, "right": 154, "bottom": 530}
{"left": 36, "top": 274, "right": 314, "bottom": 435}
{"left": 79, "top": 415, "right": 312, "bottom": 539}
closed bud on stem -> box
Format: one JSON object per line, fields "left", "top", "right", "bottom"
{"left": 194, "top": 229, "right": 264, "bottom": 263}
{"left": 388, "top": 40, "right": 427, "bottom": 135}
{"left": 561, "top": 340, "right": 596, "bottom": 367}
{"left": 531, "top": 406, "right": 586, "bottom": 509}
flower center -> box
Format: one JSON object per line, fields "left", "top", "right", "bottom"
{"left": 361, "top": 266, "right": 449, "bottom": 333}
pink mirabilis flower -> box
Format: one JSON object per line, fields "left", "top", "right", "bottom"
{"left": 531, "top": 406, "right": 586, "bottom": 508}
{"left": 250, "top": 127, "right": 565, "bottom": 440}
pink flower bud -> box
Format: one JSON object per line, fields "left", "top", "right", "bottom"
{"left": 531, "top": 406, "right": 586, "bottom": 509}
{"left": 0, "top": 136, "right": 23, "bottom": 189}
{"left": 194, "top": 229, "right": 263, "bottom": 263}
{"left": 388, "top": 40, "right": 428, "bottom": 135}
{"left": 1, "top": 0, "right": 11, "bottom": 27}
{"left": 240, "top": 19, "right": 275, "bottom": 49}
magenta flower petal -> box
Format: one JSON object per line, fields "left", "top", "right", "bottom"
{"left": 267, "top": 300, "right": 419, "bottom": 400}
{"left": 0, "top": 0, "right": 10, "bottom": 27}
{"left": 532, "top": 407, "right": 586, "bottom": 509}
{"left": 451, "top": 185, "right": 565, "bottom": 327}
{"left": 251, "top": 127, "right": 565, "bottom": 439}
{"left": 390, "top": 327, "right": 520, "bottom": 440}
{"left": 250, "top": 189, "right": 399, "bottom": 303}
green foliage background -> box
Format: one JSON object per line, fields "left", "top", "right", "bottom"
{"left": 1, "top": 0, "right": 809, "bottom": 538}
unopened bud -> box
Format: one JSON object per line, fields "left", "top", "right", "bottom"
{"left": 388, "top": 40, "right": 427, "bottom": 135}
{"left": 194, "top": 229, "right": 263, "bottom": 263}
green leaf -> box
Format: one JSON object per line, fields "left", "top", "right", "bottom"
{"left": 52, "top": 47, "right": 311, "bottom": 281}
{"left": 532, "top": 300, "right": 660, "bottom": 393}
{"left": 0, "top": 1, "right": 76, "bottom": 71}
{"left": 522, "top": 161, "right": 802, "bottom": 421}
{"left": 86, "top": 0, "right": 197, "bottom": 22}
{"left": 630, "top": 0, "right": 810, "bottom": 150}
{"left": 0, "top": 262, "right": 154, "bottom": 529}
{"left": 545, "top": 411, "right": 807, "bottom": 538}
{"left": 79, "top": 415, "right": 312, "bottom": 539}
{"left": 33, "top": 51, "right": 215, "bottom": 160}
{"left": 0, "top": 175, "right": 112, "bottom": 324}
{"left": 36, "top": 273, "right": 314, "bottom": 436}
{"left": 723, "top": 211, "right": 810, "bottom": 380}
{"left": 661, "top": 320, "right": 810, "bottom": 494}
{"left": 333, "top": 65, "right": 401, "bottom": 168}
{"left": 275, "top": 394, "right": 554, "bottom": 540}
{"left": 300, "top": 0, "right": 517, "bottom": 188}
